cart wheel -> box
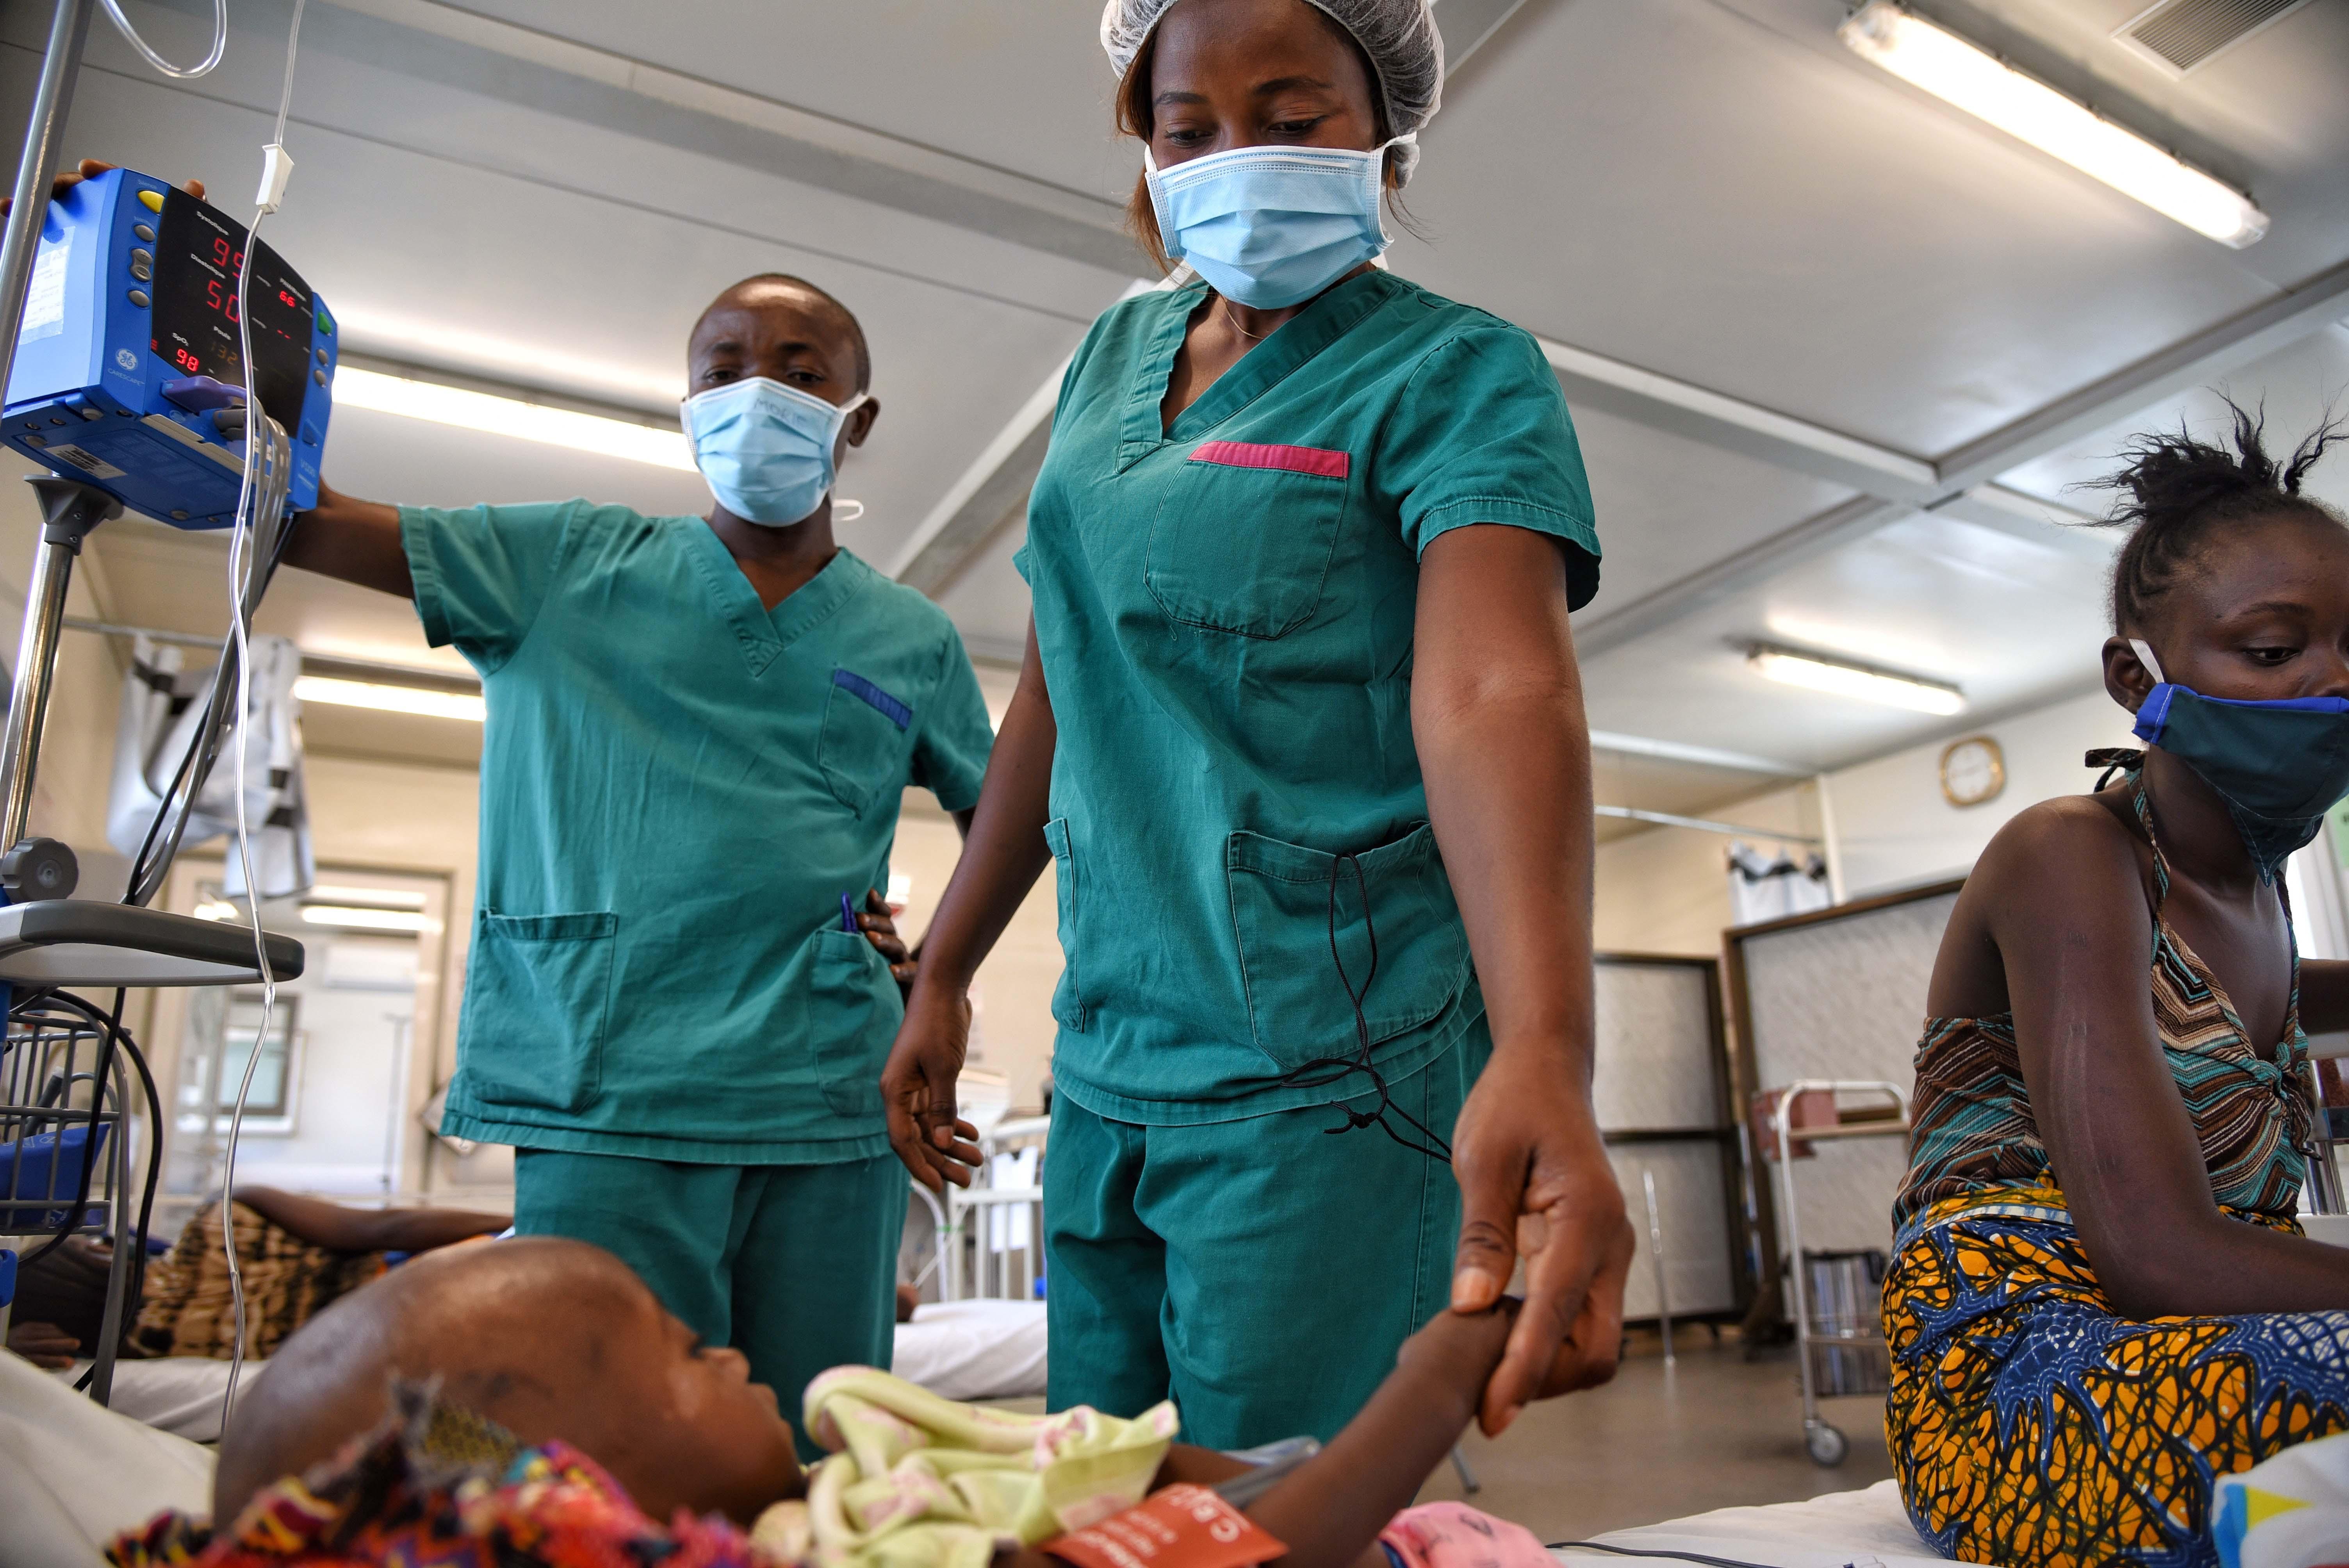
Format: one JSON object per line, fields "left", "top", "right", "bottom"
{"left": 1805, "top": 1422, "right": 1848, "bottom": 1467}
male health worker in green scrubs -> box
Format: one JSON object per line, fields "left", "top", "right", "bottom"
{"left": 884, "top": 0, "right": 1634, "bottom": 1450}
{"left": 277, "top": 273, "right": 996, "bottom": 1458}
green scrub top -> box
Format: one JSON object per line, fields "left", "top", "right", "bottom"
{"left": 406, "top": 501, "right": 995, "bottom": 1163}
{"left": 1018, "top": 269, "right": 1599, "bottom": 1126}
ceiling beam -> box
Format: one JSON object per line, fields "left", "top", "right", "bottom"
{"left": 1572, "top": 495, "right": 1906, "bottom": 659}
{"left": 888, "top": 355, "right": 1066, "bottom": 597}
{"left": 284, "top": 0, "right": 1144, "bottom": 276}
{"left": 1934, "top": 257, "right": 2349, "bottom": 494}
{"left": 1574, "top": 260, "right": 2349, "bottom": 658}
{"left": 1540, "top": 339, "right": 1939, "bottom": 503}
{"left": 1438, "top": 0, "right": 1538, "bottom": 68}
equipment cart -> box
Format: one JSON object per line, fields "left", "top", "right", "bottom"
{"left": 1761, "top": 1078, "right": 1911, "bottom": 1467}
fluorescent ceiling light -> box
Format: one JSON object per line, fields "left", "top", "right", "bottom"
{"left": 301, "top": 905, "right": 438, "bottom": 932}
{"left": 334, "top": 365, "right": 696, "bottom": 471}
{"left": 306, "top": 884, "right": 428, "bottom": 909}
{"left": 1839, "top": 1, "right": 2268, "bottom": 248}
{"left": 192, "top": 899, "right": 240, "bottom": 921}
{"left": 294, "top": 674, "right": 485, "bottom": 722}
{"left": 331, "top": 310, "right": 686, "bottom": 409}
{"left": 1748, "top": 642, "right": 1966, "bottom": 715}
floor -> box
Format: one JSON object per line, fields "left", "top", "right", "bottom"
{"left": 1408, "top": 1329, "right": 1898, "bottom": 1543}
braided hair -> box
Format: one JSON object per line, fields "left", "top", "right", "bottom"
{"left": 2089, "top": 397, "right": 2345, "bottom": 634}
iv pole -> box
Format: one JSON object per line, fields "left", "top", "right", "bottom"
{"left": 0, "top": 0, "right": 100, "bottom": 870}
{"left": 0, "top": 0, "right": 299, "bottom": 982}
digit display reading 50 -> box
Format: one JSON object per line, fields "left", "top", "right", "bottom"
{"left": 147, "top": 187, "right": 315, "bottom": 433}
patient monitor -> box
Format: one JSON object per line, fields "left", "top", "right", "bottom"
{"left": 4, "top": 167, "right": 335, "bottom": 527}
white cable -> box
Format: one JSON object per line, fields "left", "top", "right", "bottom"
{"left": 97, "top": 0, "right": 227, "bottom": 79}
{"left": 217, "top": 0, "right": 308, "bottom": 1431}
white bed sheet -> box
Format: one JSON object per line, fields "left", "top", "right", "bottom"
{"left": 51, "top": 1356, "right": 264, "bottom": 1441}
{"left": 2, "top": 1349, "right": 214, "bottom": 1568}
{"left": 892, "top": 1299, "right": 1048, "bottom": 1401}
{"left": 1554, "top": 1481, "right": 1987, "bottom": 1568}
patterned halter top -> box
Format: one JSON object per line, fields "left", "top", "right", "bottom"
{"left": 1894, "top": 758, "right": 2317, "bottom": 1230}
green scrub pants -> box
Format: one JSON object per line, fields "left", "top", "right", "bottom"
{"left": 1043, "top": 1032, "right": 1485, "bottom": 1449}
{"left": 512, "top": 1149, "right": 906, "bottom": 1462}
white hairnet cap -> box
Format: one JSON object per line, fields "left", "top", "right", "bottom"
{"left": 1100, "top": 0, "right": 1444, "bottom": 184}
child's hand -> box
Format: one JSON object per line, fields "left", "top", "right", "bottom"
{"left": 1395, "top": 1297, "right": 1519, "bottom": 1395}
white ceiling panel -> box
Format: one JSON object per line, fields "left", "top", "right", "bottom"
{"left": 1391, "top": 0, "right": 2319, "bottom": 456}
{"left": 1577, "top": 510, "right": 2115, "bottom": 772}
{"left": 437, "top": 0, "right": 1135, "bottom": 203}
{"left": 1997, "top": 321, "right": 2349, "bottom": 517}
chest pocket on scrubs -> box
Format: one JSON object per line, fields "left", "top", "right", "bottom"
{"left": 808, "top": 927, "right": 904, "bottom": 1117}
{"left": 1146, "top": 442, "right": 1351, "bottom": 639}
{"left": 460, "top": 910, "right": 618, "bottom": 1112}
{"left": 819, "top": 669, "right": 914, "bottom": 814}
{"left": 1226, "top": 823, "right": 1468, "bottom": 1074}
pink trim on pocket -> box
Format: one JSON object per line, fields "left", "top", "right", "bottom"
{"left": 1188, "top": 440, "right": 1349, "bottom": 479}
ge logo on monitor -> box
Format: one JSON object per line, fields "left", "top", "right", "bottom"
{"left": 115, "top": 347, "right": 136, "bottom": 370}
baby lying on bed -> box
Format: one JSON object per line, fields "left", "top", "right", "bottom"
{"left": 111, "top": 1237, "right": 1592, "bottom": 1568}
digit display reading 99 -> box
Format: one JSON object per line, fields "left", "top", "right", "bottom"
{"left": 148, "top": 187, "right": 315, "bottom": 435}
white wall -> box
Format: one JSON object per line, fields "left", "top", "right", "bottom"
{"left": 1593, "top": 782, "right": 1817, "bottom": 957}
{"left": 889, "top": 787, "right": 1062, "bottom": 1113}
{"left": 1823, "top": 689, "right": 2139, "bottom": 900}
{"left": 1595, "top": 686, "right": 2141, "bottom": 957}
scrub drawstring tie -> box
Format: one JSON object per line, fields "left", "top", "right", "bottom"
{"left": 1275, "top": 852, "right": 1454, "bottom": 1164}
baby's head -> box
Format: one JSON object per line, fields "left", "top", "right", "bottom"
{"left": 214, "top": 1237, "right": 800, "bottom": 1527}
{"left": 2096, "top": 400, "right": 2349, "bottom": 705}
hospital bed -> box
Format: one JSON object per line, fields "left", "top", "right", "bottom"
{"left": 8, "top": 1336, "right": 1985, "bottom": 1568}
{"left": 895, "top": 1111, "right": 1051, "bottom": 1400}
{"left": 1556, "top": 1480, "right": 1986, "bottom": 1568}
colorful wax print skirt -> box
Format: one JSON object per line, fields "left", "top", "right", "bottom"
{"left": 1884, "top": 1184, "right": 2349, "bottom": 1568}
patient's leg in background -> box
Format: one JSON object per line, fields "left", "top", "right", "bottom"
{"left": 727, "top": 1155, "right": 907, "bottom": 1465}
{"left": 510, "top": 1149, "right": 742, "bottom": 1360}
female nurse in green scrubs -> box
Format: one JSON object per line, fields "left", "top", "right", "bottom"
{"left": 882, "top": 0, "right": 1633, "bottom": 1447}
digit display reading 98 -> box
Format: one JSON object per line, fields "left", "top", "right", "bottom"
{"left": 148, "top": 187, "right": 315, "bottom": 435}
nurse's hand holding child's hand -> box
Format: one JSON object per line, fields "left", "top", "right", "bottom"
{"left": 1448, "top": 1055, "right": 1637, "bottom": 1434}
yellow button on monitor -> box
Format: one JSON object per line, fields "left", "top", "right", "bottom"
{"left": 135, "top": 189, "right": 164, "bottom": 212}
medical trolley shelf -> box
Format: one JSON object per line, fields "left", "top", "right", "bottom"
{"left": 0, "top": 992, "right": 141, "bottom": 1402}
{"left": 1763, "top": 1078, "right": 1911, "bottom": 1468}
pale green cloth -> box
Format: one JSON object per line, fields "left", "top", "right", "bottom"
{"left": 752, "top": 1367, "right": 1178, "bottom": 1568}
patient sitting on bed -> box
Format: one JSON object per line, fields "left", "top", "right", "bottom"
{"left": 116, "top": 1237, "right": 1593, "bottom": 1568}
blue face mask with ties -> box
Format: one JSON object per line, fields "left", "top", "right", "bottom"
{"left": 2129, "top": 639, "right": 2349, "bottom": 881}
{"left": 1144, "top": 139, "right": 1409, "bottom": 311}
{"left": 681, "top": 377, "right": 868, "bottom": 527}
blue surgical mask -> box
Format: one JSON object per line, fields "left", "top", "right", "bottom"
{"left": 2129, "top": 638, "right": 2349, "bottom": 881}
{"left": 681, "top": 378, "right": 868, "bottom": 527}
{"left": 1144, "top": 138, "right": 1410, "bottom": 311}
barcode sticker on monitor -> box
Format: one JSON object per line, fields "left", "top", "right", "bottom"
{"left": 48, "top": 444, "right": 126, "bottom": 480}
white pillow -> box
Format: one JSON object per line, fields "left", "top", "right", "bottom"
{"left": 0, "top": 1351, "right": 214, "bottom": 1568}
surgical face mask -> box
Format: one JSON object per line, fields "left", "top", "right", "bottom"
{"left": 1144, "top": 138, "right": 1409, "bottom": 311}
{"left": 2128, "top": 638, "right": 2349, "bottom": 881}
{"left": 681, "top": 377, "right": 868, "bottom": 527}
